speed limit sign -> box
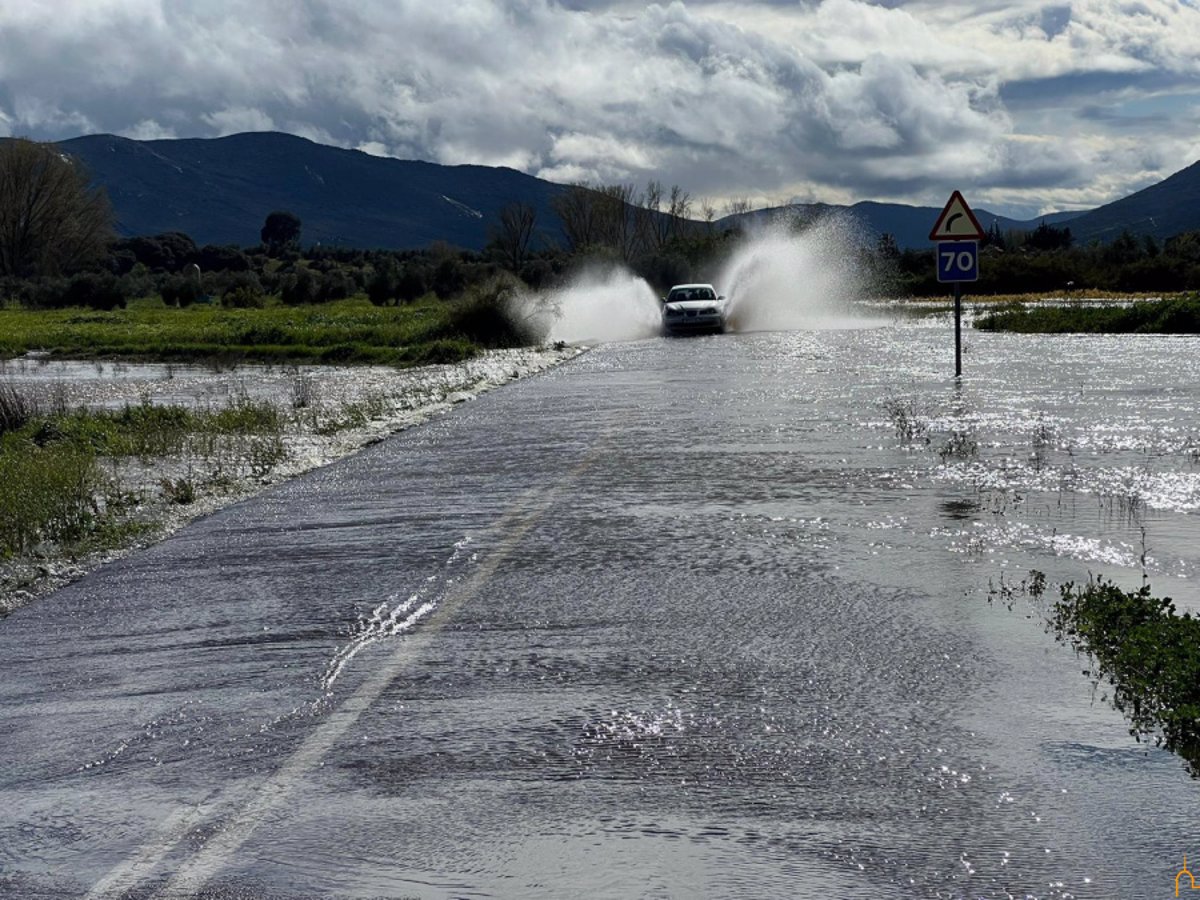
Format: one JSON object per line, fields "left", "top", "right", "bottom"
{"left": 936, "top": 240, "right": 979, "bottom": 283}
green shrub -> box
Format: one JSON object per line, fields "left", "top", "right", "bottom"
{"left": 432, "top": 256, "right": 467, "bottom": 299}
{"left": 210, "top": 270, "right": 263, "bottom": 301}
{"left": 319, "top": 269, "right": 357, "bottom": 302}
{"left": 366, "top": 260, "right": 399, "bottom": 306}
{"left": 396, "top": 263, "right": 429, "bottom": 303}
{"left": 63, "top": 273, "right": 128, "bottom": 311}
{"left": 1052, "top": 577, "right": 1200, "bottom": 775}
{"left": 221, "top": 285, "right": 267, "bottom": 309}
{"left": 160, "top": 274, "right": 203, "bottom": 307}
{"left": 976, "top": 295, "right": 1200, "bottom": 334}
{"left": 437, "top": 275, "right": 538, "bottom": 348}
{"left": 281, "top": 269, "right": 320, "bottom": 306}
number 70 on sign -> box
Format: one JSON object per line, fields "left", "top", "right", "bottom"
{"left": 937, "top": 240, "right": 979, "bottom": 283}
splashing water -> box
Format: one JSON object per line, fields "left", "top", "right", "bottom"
{"left": 508, "top": 214, "right": 879, "bottom": 345}
{"left": 719, "top": 214, "right": 876, "bottom": 333}
{"left": 520, "top": 266, "right": 662, "bottom": 344}
{"left": 321, "top": 536, "right": 473, "bottom": 690}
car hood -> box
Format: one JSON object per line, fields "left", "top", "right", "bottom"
{"left": 663, "top": 299, "right": 724, "bottom": 312}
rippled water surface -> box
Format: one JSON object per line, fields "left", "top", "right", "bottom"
{"left": 1, "top": 316, "right": 1198, "bottom": 899}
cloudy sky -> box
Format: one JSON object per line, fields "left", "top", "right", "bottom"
{"left": 2, "top": 0, "right": 1198, "bottom": 217}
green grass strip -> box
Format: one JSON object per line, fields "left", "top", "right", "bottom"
{"left": 975, "top": 293, "right": 1200, "bottom": 333}
{"left": 0, "top": 296, "right": 499, "bottom": 366}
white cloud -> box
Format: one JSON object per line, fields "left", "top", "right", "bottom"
{"left": 202, "top": 106, "right": 277, "bottom": 137}
{"left": 0, "top": 0, "right": 1197, "bottom": 216}
{"left": 122, "top": 119, "right": 178, "bottom": 141}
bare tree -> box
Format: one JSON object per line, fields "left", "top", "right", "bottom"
{"left": 552, "top": 183, "right": 600, "bottom": 253}
{"left": 723, "top": 196, "right": 752, "bottom": 218}
{"left": 0, "top": 138, "right": 113, "bottom": 277}
{"left": 699, "top": 198, "right": 717, "bottom": 232}
{"left": 667, "top": 185, "right": 692, "bottom": 243}
{"left": 490, "top": 202, "right": 537, "bottom": 272}
{"left": 636, "top": 180, "right": 672, "bottom": 252}
{"left": 594, "top": 183, "right": 638, "bottom": 260}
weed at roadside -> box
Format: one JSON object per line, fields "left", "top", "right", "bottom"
{"left": 882, "top": 396, "right": 930, "bottom": 443}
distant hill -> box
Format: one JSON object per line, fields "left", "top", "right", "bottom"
{"left": 721, "top": 200, "right": 1085, "bottom": 250}
{"left": 49, "top": 131, "right": 1200, "bottom": 251}
{"left": 1056, "top": 161, "right": 1200, "bottom": 245}
{"left": 58, "top": 132, "right": 568, "bottom": 250}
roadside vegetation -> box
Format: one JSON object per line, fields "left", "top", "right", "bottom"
{"left": 974, "top": 293, "right": 1200, "bottom": 333}
{"left": 0, "top": 381, "right": 285, "bottom": 562}
{"left": 0, "top": 290, "right": 530, "bottom": 366}
{"left": 885, "top": 222, "right": 1200, "bottom": 298}
{"left": 1050, "top": 577, "right": 1200, "bottom": 776}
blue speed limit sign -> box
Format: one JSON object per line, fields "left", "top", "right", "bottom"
{"left": 936, "top": 240, "right": 979, "bottom": 283}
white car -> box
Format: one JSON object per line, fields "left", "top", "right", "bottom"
{"left": 661, "top": 283, "right": 727, "bottom": 335}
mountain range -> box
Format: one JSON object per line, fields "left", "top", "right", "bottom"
{"left": 55, "top": 131, "right": 1200, "bottom": 252}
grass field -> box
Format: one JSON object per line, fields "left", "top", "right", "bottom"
{"left": 0, "top": 293, "right": 528, "bottom": 366}
{"left": 974, "top": 293, "right": 1200, "bottom": 333}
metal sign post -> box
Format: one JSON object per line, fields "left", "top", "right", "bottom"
{"left": 929, "top": 193, "right": 984, "bottom": 378}
{"left": 954, "top": 283, "right": 962, "bottom": 378}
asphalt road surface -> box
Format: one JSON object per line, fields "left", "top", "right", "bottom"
{"left": 1, "top": 327, "right": 1196, "bottom": 899}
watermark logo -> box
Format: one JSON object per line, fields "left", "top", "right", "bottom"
{"left": 1178, "top": 855, "right": 1199, "bottom": 897}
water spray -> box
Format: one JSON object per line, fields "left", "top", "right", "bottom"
{"left": 512, "top": 265, "right": 663, "bottom": 345}
{"left": 719, "top": 213, "right": 876, "bottom": 333}
{"left": 510, "top": 212, "right": 881, "bottom": 345}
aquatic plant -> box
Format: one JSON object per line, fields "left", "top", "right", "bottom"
{"left": 158, "top": 476, "right": 196, "bottom": 505}
{"left": 937, "top": 429, "right": 978, "bottom": 462}
{"left": 0, "top": 395, "right": 290, "bottom": 561}
{"left": 0, "top": 381, "right": 39, "bottom": 435}
{"left": 0, "top": 295, "right": 524, "bottom": 367}
{"left": 0, "top": 441, "right": 100, "bottom": 557}
{"left": 881, "top": 396, "right": 929, "bottom": 443}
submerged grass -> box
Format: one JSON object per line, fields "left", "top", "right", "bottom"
{"left": 1050, "top": 577, "right": 1200, "bottom": 776}
{"left": 975, "top": 293, "right": 1200, "bottom": 333}
{"left": 0, "top": 443, "right": 100, "bottom": 558}
{"left": 0, "top": 295, "right": 535, "bottom": 366}
{"left": 0, "top": 395, "right": 288, "bottom": 561}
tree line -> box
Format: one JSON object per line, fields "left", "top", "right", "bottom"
{"left": 1, "top": 135, "right": 1198, "bottom": 314}
{"left": 883, "top": 221, "right": 1200, "bottom": 296}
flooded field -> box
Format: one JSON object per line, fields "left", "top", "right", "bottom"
{"left": 0, "top": 348, "right": 580, "bottom": 613}
{"left": 0, "top": 314, "right": 1197, "bottom": 899}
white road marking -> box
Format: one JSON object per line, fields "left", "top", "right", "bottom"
{"left": 86, "top": 453, "right": 596, "bottom": 899}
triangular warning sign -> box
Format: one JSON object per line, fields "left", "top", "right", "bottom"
{"left": 929, "top": 190, "right": 985, "bottom": 241}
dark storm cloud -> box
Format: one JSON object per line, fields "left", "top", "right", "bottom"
{"left": 0, "top": 0, "right": 1197, "bottom": 214}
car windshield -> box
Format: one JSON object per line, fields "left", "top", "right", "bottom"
{"left": 669, "top": 288, "right": 716, "bottom": 302}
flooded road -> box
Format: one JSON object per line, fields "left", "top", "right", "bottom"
{"left": 1, "top": 317, "right": 1198, "bottom": 899}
